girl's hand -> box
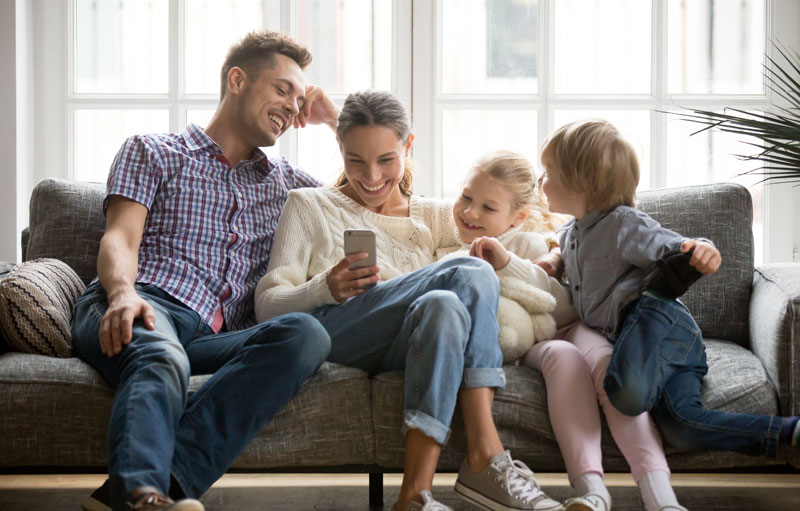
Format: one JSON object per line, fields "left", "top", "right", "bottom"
{"left": 469, "top": 237, "right": 510, "bottom": 270}
{"left": 326, "top": 253, "right": 380, "bottom": 302}
{"left": 534, "top": 247, "right": 563, "bottom": 278}
{"left": 681, "top": 239, "right": 721, "bottom": 275}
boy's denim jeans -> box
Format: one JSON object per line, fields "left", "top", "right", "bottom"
{"left": 603, "top": 294, "right": 782, "bottom": 457}
{"left": 312, "top": 256, "right": 506, "bottom": 445}
{"left": 71, "top": 283, "right": 331, "bottom": 511}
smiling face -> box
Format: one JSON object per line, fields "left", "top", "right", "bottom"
{"left": 453, "top": 170, "right": 528, "bottom": 243}
{"left": 234, "top": 53, "right": 306, "bottom": 148}
{"left": 338, "top": 125, "right": 412, "bottom": 215}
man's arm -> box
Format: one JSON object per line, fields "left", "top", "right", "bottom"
{"left": 96, "top": 195, "right": 156, "bottom": 357}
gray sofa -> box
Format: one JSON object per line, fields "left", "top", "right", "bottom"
{"left": 1, "top": 178, "right": 798, "bottom": 508}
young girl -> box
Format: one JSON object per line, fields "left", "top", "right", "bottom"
{"left": 539, "top": 119, "right": 800, "bottom": 508}
{"left": 451, "top": 151, "right": 687, "bottom": 511}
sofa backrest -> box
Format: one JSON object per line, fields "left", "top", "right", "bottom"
{"left": 22, "top": 179, "right": 754, "bottom": 346}
{"left": 637, "top": 182, "right": 753, "bottom": 347}
{"left": 23, "top": 178, "right": 106, "bottom": 285}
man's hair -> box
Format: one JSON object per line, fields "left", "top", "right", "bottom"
{"left": 540, "top": 119, "right": 639, "bottom": 213}
{"left": 220, "top": 30, "right": 312, "bottom": 99}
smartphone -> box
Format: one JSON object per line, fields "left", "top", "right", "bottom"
{"left": 344, "top": 229, "right": 377, "bottom": 288}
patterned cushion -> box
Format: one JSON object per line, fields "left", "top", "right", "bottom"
{"left": 0, "top": 259, "right": 85, "bottom": 357}
{"left": 638, "top": 183, "right": 753, "bottom": 346}
{"left": 25, "top": 178, "right": 106, "bottom": 285}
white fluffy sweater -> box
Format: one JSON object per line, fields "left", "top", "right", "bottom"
{"left": 255, "top": 187, "right": 456, "bottom": 323}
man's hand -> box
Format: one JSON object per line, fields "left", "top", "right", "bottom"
{"left": 534, "top": 247, "right": 563, "bottom": 278}
{"left": 326, "top": 254, "right": 380, "bottom": 302}
{"left": 681, "top": 239, "right": 721, "bottom": 275}
{"left": 99, "top": 287, "right": 156, "bottom": 357}
{"left": 295, "top": 85, "right": 339, "bottom": 131}
{"left": 469, "top": 237, "right": 510, "bottom": 270}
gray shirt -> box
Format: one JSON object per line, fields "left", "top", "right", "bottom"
{"left": 558, "top": 206, "right": 692, "bottom": 340}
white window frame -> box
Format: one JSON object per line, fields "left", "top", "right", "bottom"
{"left": 412, "top": 0, "right": 800, "bottom": 263}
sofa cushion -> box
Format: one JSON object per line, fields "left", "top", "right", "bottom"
{"left": 0, "top": 259, "right": 85, "bottom": 357}
{"left": 25, "top": 178, "right": 106, "bottom": 285}
{"left": 0, "top": 355, "right": 374, "bottom": 468}
{"left": 372, "top": 339, "right": 779, "bottom": 472}
{"left": 637, "top": 183, "right": 753, "bottom": 347}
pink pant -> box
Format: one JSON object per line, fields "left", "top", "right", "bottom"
{"left": 521, "top": 322, "right": 670, "bottom": 483}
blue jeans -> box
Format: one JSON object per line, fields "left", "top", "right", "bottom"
{"left": 603, "top": 294, "right": 782, "bottom": 457}
{"left": 312, "top": 256, "right": 505, "bottom": 445}
{"left": 71, "top": 283, "right": 331, "bottom": 510}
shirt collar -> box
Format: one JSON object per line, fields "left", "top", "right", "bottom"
{"left": 574, "top": 209, "right": 607, "bottom": 231}
{"left": 182, "top": 123, "right": 273, "bottom": 171}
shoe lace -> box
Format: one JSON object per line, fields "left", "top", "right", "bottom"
{"left": 503, "top": 459, "right": 544, "bottom": 504}
{"left": 126, "top": 491, "right": 174, "bottom": 510}
{"left": 419, "top": 490, "right": 451, "bottom": 511}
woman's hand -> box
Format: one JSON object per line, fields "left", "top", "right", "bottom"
{"left": 295, "top": 85, "right": 339, "bottom": 131}
{"left": 469, "top": 237, "right": 510, "bottom": 270}
{"left": 534, "top": 247, "right": 563, "bottom": 278}
{"left": 326, "top": 253, "right": 381, "bottom": 302}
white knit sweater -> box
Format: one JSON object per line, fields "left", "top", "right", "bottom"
{"left": 255, "top": 187, "right": 456, "bottom": 322}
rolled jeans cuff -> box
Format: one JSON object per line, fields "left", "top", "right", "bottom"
{"left": 462, "top": 367, "right": 506, "bottom": 389}
{"left": 402, "top": 409, "right": 451, "bottom": 445}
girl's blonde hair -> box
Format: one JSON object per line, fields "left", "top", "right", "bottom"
{"left": 334, "top": 90, "right": 415, "bottom": 196}
{"left": 540, "top": 119, "right": 639, "bottom": 213}
{"left": 470, "top": 151, "right": 566, "bottom": 234}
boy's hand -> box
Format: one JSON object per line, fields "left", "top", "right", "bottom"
{"left": 534, "top": 247, "right": 563, "bottom": 278}
{"left": 470, "top": 237, "right": 510, "bottom": 270}
{"left": 681, "top": 239, "right": 721, "bottom": 275}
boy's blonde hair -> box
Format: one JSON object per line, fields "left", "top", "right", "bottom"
{"left": 471, "top": 151, "right": 565, "bottom": 234}
{"left": 540, "top": 119, "right": 639, "bottom": 213}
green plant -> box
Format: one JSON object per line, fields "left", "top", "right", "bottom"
{"left": 673, "top": 42, "right": 800, "bottom": 184}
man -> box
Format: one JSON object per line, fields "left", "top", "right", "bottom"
{"left": 71, "top": 30, "right": 339, "bottom": 511}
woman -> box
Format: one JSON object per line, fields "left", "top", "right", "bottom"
{"left": 255, "top": 90, "right": 563, "bottom": 511}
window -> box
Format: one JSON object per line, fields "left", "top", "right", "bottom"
{"left": 66, "top": 0, "right": 403, "bottom": 187}
{"left": 33, "top": 0, "right": 799, "bottom": 263}
{"left": 412, "top": 0, "right": 778, "bottom": 264}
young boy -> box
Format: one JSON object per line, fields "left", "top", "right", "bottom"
{"left": 539, "top": 119, "right": 799, "bottom": 461}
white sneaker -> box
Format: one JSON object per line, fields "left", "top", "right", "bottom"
{"left": 393, "top": 490, "right": 453, "bottom": 511}
{"left": 563, "top": 494, "right": 608, "bottom": 511}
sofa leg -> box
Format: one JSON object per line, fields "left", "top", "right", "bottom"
{"left": 369, "top": 471, "right": 384, "bottom": 509}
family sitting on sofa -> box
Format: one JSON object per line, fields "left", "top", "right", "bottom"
{"left": 71, "top": 29, "right": 799, "bottom": 511}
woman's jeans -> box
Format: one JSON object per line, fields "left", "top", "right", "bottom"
{"left": 312, "top": 256, "right": 505, "bottom": 445}
{"left": 603, "top": 294, "right": 783, "bottom": 457}
{"left": 72, "top": 283, "right": 331, "bottom": 510}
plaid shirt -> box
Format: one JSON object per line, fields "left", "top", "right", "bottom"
{"left": 103, "top": 123, "right": 321, "bottom": 332}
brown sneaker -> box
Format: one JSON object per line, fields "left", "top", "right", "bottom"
{"left": 124, "top": 486, "right": 204, "bottom": 511}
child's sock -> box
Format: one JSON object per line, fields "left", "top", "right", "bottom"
{"left": 779, "top": 416, "right": 800, "bottom": 446}
{"left": 574, "top": 472, "right": 611, "bottom": 510}
{"left": 638, "top": 470, "right": 682, "bottom": 511}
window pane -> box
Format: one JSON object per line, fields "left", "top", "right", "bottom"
{"left": 185, "top": 0, "right": 280, "bottom": 95}
{"left": 666, "top": 114, "right": 764, "bottom": 264}
{"left": 297, "top": 0, "right": 392, "bottom": 93}
{"left": 552, "top": 110, "right": 651, "bottom": 190}
{"left": 554, "top": 0, "right": 651, "bottom": 94}
{"left": 442, "top": 0, "right": 538, "bottom": 94}
{"left": 296, "top": 124, "right": 343, "bottom": 186}
{"left": 74, "top": 110, "right": 169, "bottom": 183}
{"left": 441, "top": 110, "right": 538, "bottom": 200}
{"left": 76, "top": 0, "right": 168, "bottom": 93}
{"left": 668, "top": 0, "right": 765, "bottom": 94}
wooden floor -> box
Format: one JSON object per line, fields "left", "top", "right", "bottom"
{"left": 1, "top": 473, "right": 799, "bottom": 510}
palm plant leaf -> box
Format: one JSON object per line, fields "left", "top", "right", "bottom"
{"left": 670, "top": 41, "right": 800, "bottom": 184}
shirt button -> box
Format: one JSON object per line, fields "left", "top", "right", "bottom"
{"left": 237, "top": 192, "right": 243, "bottom": 198}
{"left": 231, "top": 251, "right": 236, "bottom": 258}
{"left": 574, "top": 285, "right": 579, "bottom": 291}
{"left": 571, "top": 242, "right": 576, "bottom": 249}
{"left": 232, "top": 226, "right": 238, "bottom": 232}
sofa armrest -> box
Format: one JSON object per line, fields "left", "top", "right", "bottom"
{"left": 750, "top": 263, "right": 800, "bottom": 416}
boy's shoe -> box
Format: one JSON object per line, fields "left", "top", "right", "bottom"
{"left": 563, "top": 494, "right": 607, "bottom": 511}
{"left": 641, "top": 249, "right": 703, "bottom": 300}
{"left": 454, "top": 450, "right": 564, "bottom": 510}
{"left": 393, "top": 490, "right": 453, "bottom": 511}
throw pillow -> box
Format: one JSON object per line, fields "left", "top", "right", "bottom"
{"left": 0, "top": 258, "right": 86, "bottom": 357}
